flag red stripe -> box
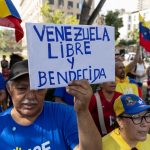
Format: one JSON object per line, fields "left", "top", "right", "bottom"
{"left": 0, "top": 16, "right": 23, "bottom": 42}
{"left": 140, "top": 33, "right": 150, "bottom": 52}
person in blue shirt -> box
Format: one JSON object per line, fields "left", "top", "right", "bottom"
{"left": 54, "top": 87, "right": 74, "bottom": 105}
{"left": 0, "top": 73, "right": 7, "bottom": 111}
{"left": 1, "top": 60, "right": 101, "bottom": 150}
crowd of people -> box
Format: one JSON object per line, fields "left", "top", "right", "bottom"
{"left": 0, "top": 0, "right": 149, "bottom": 148}
{"left": 0, "top": 53, "right": 24, "bottom": 110}
{"left": 0, "top": 48, "right": 150, "bottom": 149}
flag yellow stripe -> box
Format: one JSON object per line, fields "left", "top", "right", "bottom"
{"left": 0, "top": 0, "right": 11, "bottom": 17}
{"left": 139, "top": 14, "right": 150, "bottom": 29}
{"left": 143, "top": 21, "right": 150, "bottom": 29}
{"left": 139, "top": 14, "right": 144, "bottom": 22}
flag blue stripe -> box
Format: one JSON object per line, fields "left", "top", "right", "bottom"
{"left": 139, "top": 22, "right": 150, "bottom": 40}
{"left": 5, "top": 0, "right": 21, "bottom": 19}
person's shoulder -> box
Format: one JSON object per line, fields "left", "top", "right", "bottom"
{"left": 102, "top": 129, "right": 122, "bottom": 150}
{"left": 44, "top": 101, "right": 71, "bottom": 107}
{"left": 44, "top": 101, "right": 74, "bottom": 113}
{"left": 142, "top": 134, "right": 150, "bottom": 146}
{"left": 0, "top": 73, "right": 4, "bottom": 79}
{"left": 102, "top": 130, "right": 116, "bottom": 150}
{"left": 102, "top": 129, "right": 116, "bottom": 143}
{"left": 0, "top": 108, "right": 12, "bottom": 126}
{"left": 103, "top": 128, "right": 115, "bottom": 139}
{"left": 114, "top": 91, "right": 122, "bottom": 96}
{"left": 128, "top": 77, "right": 137, "bottom": 84}
{"left": 145, "top": 134, "right": 150, "bottom": 144}
{"left": 137, "top": 134, "right": 150, "bottom": 149}
{"left": 0, "top": 108, "right": 11, "bottom": 117}
{"left": 146, "top": 134, "right": 150, "bottom": 140}
{"left": 43, "top": 102, "right": 76, "bottom": 124}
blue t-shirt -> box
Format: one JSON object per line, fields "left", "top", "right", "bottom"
{"left": 54, "top": 87, "right": 74, "bottom": 105}
{"left": 0, "top": 73, "right": 5, "bottom": 90}
{"left": 0, "top": 102, "right": 79, "bottom": 150}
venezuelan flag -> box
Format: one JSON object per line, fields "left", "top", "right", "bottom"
{"left": 0, "top": 0, "right": 24, "bottom": 42}
{"left": 139, "top": 14, "right": 150, "bottom": 52}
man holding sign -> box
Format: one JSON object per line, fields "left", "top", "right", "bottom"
{"left": 0, "top": 60, "right": 101, "bottom": 150}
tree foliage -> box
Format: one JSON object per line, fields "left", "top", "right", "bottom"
{"left": 41, "top": 1, "right": 79, "bottom": 24}
{"left": 128, "top": 28, "right": 139, "bottom": 43}
{"left": 0, "top": 29, "right": 23, "bottom": 52}
{"left": 105, "top": 11, "right": 123, "bottom": 40}
{"left": 118, "top": 39, "right": 136, "bottom": 46}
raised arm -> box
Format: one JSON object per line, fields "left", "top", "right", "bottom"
{"left": 126, "top": 48, "right": 140, "bottom": 73}
{"left": 66, "top": 80, "right": 102, "bottom": 150}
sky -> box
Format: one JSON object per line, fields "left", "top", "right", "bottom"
{"left": 12, "top": 0, "right": 19, "bottom": 10}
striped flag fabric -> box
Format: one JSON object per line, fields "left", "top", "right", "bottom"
{"left": 139, "top": 14, "right": 150, "bottom": 52}
{"left": 0, "top": 0, "right": 24, "bottom": 42}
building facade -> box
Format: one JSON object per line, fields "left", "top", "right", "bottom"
{"left": 46, "top": 0, "right": 81, "bottom": 19}
{"left": 19, "top": 0, "right": 43, "bottom": 23}
{"left": 119, "top": 9, "right": 150, "bottom": 40}
{"left": 19, "top": 0, "right": 83, "bottom": 23}
{"left": 19, "top": 0, "right": 88, "bottom": 55}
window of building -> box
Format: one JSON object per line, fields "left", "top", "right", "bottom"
{"left": 58, "top": 0, "right": 64, "bottom": 7}
{"left": 128, "top": 24, "right": 131, "bottom": 30}
{"left": 49, "top": 0, "right": 54, "bottom": 4}
{"left": 134, "top": 15, "right": 136, "bottom": 21}
{"left": 77, "top": 3, "right": 79, "bottom": 8}
{"left": 128, "top": 16, "right": 131, "bottom": 22}
{"left": 68, "top": 1, "right": 73, "bottom": 9}
{"left": 77, "top": 14, "right": 80, "bottom": 19}
{"left": 67, "top": 12, "right": 73, "bottom": 16}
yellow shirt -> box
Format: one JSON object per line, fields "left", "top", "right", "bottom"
{"left": 116, "top": 82, "right": 139, "bottom": 96}
{"left": 115, "top": 76, "right": 139, "bottom": 96}
{"left": 125, "top": 65, "right": 129, "bottom": 74}
{"left": 102, "top": 128, "right": 150, "bottom": 150}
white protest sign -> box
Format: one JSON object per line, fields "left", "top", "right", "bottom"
{"left": 26, "top": 23, "right": 115, "bottom": 89}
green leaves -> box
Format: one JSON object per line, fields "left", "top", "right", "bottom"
{"left": 0, "top": 29, "right": 23, "bottom": 52}
{"left": 105, "top": 11, "right": 123, "bottom": 40}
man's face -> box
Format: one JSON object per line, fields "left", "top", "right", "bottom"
{"left": 119, "top": 111, "right": 150, "bottom": 142}
{"left": 101, "top": 81, "right": 116, "bottom": 92}
{"left": 7, "top": 74, "right": 47, "bottom": 118}
{"left": 115, "top": 62, "right": 126, "bottom": 79}
{"left": 0, "top": 90, "right": 7, "bottom": 104}
{"left": 115, "top": 54, "right": 124, "bottom": 62}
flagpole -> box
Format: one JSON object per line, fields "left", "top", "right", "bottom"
{"left": 140, "top": 46, "right": 142, "bottom": 59}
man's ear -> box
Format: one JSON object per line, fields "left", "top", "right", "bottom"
{"left": 6, "top": 82, "right": 12, "bottom": 96}
{"left": 116, "top": 117, "right": 124, "bottom": 129}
